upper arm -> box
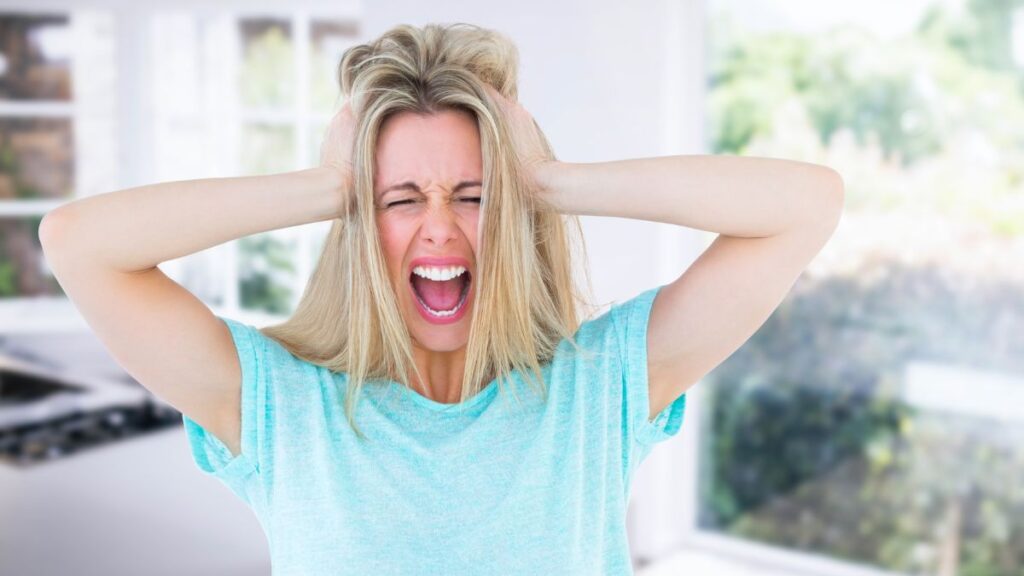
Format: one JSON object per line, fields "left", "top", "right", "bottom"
{"left": 646, "top": 186, "right": 843, "bottom": 420}
{"left": 39, "top": 211, "right": 245, "bottom": 457}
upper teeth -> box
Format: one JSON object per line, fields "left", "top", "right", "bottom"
{"left": 412, "top": 266, "right": 467, "bottom": 281}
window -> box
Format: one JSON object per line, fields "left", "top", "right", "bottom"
{"left": 694, "top": 1, "right": 1024, "bottom": 574}
{"left": 0, "top": 7, "right": 357, "bottom": 322}
{"left": 0, "top": 10, "right": 117, "bottom": 301}
{"left": 148, "top": 10, "right": 359, "bottom": 317}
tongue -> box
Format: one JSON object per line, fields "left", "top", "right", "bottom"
{"left": 412, "top": 275, "right": 466, "bottom": 311}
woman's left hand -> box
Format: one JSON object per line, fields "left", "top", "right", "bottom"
{"left": 483, "top": 84, "right": 557, "bottom": 195}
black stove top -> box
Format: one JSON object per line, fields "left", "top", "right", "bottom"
{"left": 0, "top": 354, "right": 182, "bottom": 468}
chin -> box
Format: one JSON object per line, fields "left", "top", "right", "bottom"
{"left": 406, "top": 303, "right": 471, "bottom": 349}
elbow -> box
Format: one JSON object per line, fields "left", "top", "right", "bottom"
{"left": 39, "top": 207, "right": 73, "bottom": 251}
{"left": 804, "top": 168, "right": 845, "bottom": 232}
{"left": 826, "top": 167, "right": 845, "bottom": 198}
{"left": 39, "top": 211, "right": 61, "bottom": 251}
{"left": 825, "top": 168, "right": 846, "bottom": 221}
{"left": 38, "top": 207, "right": 81, "bottom": 269}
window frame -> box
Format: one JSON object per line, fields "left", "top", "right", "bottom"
{"left": 630, "top": 3, "right": 930, "bottom": 576}
{"left": 177, "top": 8, "right": 359, "bottom": 320}
{"left": 0, "top": 8, "right": 118, "bottom": 329}
{"left": 0, "top": 5, "right": 360, "bottom": 330}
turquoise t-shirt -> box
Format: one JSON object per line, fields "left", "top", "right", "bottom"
{"left": 182, "top": 284, "right": 686, "bottom": 575}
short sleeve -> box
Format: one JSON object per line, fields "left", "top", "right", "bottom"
{"left": 610, "top": 285, "right": 687, "bottom": 458}
{"left": 181, "top": 316, "right": 266, "bottom": 505}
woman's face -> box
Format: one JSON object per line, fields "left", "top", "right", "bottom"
{"left": 374, "top": 108, "right": 483, "bottom": 352}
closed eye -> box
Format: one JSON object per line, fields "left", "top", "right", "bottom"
{"left": 386, "top": 197, "right": 481, "bottom": 208}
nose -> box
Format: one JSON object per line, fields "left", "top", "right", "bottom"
{"left": 419, "top": 193, "right": 460, "bottom": 246}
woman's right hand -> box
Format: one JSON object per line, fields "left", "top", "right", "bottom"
{"left": 319, "top": 102, "right": 358, "bottom": 205}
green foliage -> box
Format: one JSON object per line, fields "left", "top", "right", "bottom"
{"left": 241, "top": 123, "right": 295, "bottom": 175}
{"left": 310, "top": 51, "right": 341, "bottom": 114}
{"left": 239, "top": 233, "right": 295, "bottom": 314}
{"left": 239, "top": 21, "right": 295, "bottom": 108}
{"left": 708, "top": 0, "right": 1024, "bottom": 237}
{"left": 702, "top": 257, "right": 1024, "bottom": 573}
{"left": 0, "top": 141, "right": 16, "bottom": 173}
{"left": 0, "top": 259, "right": 15, "bottom": 296}
{"left": 710, "top": 22, "right": 947, "bottom": 167}
{"left": 918, "top": 0, "right": 1024, "bottom": 74}
{"left": 703, "top": 15, "right": 1024, "bottom": 567}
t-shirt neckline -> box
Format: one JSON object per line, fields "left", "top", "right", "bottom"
{"left": 388, "top": 378, "right": 500, "bottom": 413}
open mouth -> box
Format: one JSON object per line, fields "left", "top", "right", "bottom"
{"left": 409, "top": 270, "right": 472, "bottom": 318}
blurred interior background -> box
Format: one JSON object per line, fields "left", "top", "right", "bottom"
{"left": 1, "top": 0, "right": 1022, "bottom": 575}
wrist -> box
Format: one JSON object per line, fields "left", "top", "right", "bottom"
{"left": 313, "top": 165, "right": 346, "bottom": 191}
{"left": 301, "top": 166, "right": 348, "bottom": 220}
{"left": 533, "top": 160, "right": 574, "bottom": 213}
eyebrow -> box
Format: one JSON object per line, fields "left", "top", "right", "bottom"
{"left": 377, "top": 180, "right": 482, "bottom": 197}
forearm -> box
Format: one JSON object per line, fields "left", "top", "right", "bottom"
{"left": 41, "top": 167, "right": 344, "bottom": 273}
{"left": 536, "top": 154, "right": 844, "bottom": 237}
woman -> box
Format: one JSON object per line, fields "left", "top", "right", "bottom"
{"left": 39, "top": 22, "right": 844, "bottom": 576}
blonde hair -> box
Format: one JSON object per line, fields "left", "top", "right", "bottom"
{"left": 261, "top": 22, "right": 603, "bottom": 440}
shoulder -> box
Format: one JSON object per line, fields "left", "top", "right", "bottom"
{"left": 219, "top": 318, "right": 330, "bottom": 401}
{"left": 571, "top": 286, "right": 663, "bottom": 355}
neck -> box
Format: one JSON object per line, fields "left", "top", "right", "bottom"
{"left": 410, "top": 345, "right": 467, "bottom": 404}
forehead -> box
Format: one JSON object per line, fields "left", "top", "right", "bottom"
{"left": 374, "top": 109, "right": 482, "bottom": 193}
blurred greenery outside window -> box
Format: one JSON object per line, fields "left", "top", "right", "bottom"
{"left": 701, "top": 2, "right": 1024, "bottom": 575}
{"left": 235, "top": 16, "right": 359, "bottom": 316}
{"left": 0, "top": 12, "right": 84, "bottom": 299}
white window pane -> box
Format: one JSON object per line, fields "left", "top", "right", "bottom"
{"left": 150, "top": 13, "right": 203, "bottom": 118}
{"left": 71, "top": 11, "right": 118, "bottom": 198}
